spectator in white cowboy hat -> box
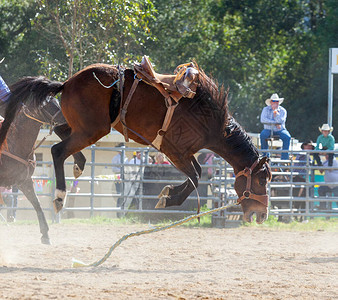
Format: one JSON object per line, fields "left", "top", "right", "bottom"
{"left": 260, "top": 93, "right": 291, "bottom": 160}
{"left": 313, "top": 124, "right": 335, "bottom": 167}
{"left": 294, "top": 140, "right": 315, "bottom": 179}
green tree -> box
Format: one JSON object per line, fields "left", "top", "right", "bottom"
{"left": 147, "top": 0, "right": 336, "bottom": 142}
{"left": 34, "top": 0, "right": 156, "bottom": 79}
{"left": 288, "top": 0, "right": 338, "bottom": 141}
{"left": 1, "top": 0, "right": 338, "bottom": 144}
{"left": 0, "top": 0, "right": 38, "bottom": 83}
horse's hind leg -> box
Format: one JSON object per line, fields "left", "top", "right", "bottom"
{"left": 54, "top": 124, "right": 86, "bottom": 178}
{"left": 19, "top": 179, "right": 50, "bottom": 245}
{"left": 156, "top": 156, "right": 200, "bottom": 208}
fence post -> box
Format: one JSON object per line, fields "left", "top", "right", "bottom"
{"left": 305, "top": 151, "right": 310, "bottom": 219}
{"left": 51, "top": 162, "right": 58, "bottom": 223}
{"left": 90, "top": 145, "right": 96, "bottom": 217}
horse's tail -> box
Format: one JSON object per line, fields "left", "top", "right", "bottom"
{"left": 0, "top": 76, "right": 64, "bottom": 149}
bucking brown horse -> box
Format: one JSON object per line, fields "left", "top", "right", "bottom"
{"left": 0, "top": 61, "right": 271, "bottom": 223}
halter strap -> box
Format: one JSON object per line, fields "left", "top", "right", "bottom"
{"left": 235, "top": 158, "right": 269, "bottom": 207}
{"left": 22, "top": 104, "right": 61, "bottom": 126}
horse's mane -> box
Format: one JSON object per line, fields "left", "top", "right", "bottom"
{"left": 196, "top": 67, "right": 259, "bottom": 162}
{"left": 196, "top": 67, "right": 230, "bottom": 135}
{"left": 0, "top": 76, "right": 63, "bottom": 149}
{"left": 223, "top": 117, "right": 259, "bottom": 160}
{"left": 10, "top": 76, "right": 63, "bottom": 108}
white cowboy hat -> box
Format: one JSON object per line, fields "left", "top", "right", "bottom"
{"left": 319, "top": 123, "right": 333, "bottom": 132}
{"left": 265, "top": 93, "right": 284, "bottom": 106}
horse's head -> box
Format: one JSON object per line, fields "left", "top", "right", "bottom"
{"left": 23, "top": 96, "right": 66, "bottom": 126}
{"left": 234, "top": 157, "right": 271, "bottom": 224}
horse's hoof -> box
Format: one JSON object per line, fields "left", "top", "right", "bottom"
{"left": 53, "top": 198, "right": 64, "bottom": 214}
{"left": 41, "top": 236, "right": 51, "bottom": 245}
{"left": 73, "top": 164, "right": 83, "bottom": 179}
{"left": 155, "top": 197, "right": 166, "bottom": 209}
{"left": 158, "top": 185, "right": 171, "bottom": 198}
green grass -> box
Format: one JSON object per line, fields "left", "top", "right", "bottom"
{"left": 242, "top": 215, "right": 338, "bottom": 231}
{"left": 62, "top": 213, "right": 337, "bottom": 231}
{"left": 3, "top": 211, "right": 338, "bottom": 232}
{"left": 60, "top": 212, "right": 213, "bottom": 228}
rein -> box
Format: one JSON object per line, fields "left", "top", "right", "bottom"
{"left": 235, "top": 158, "right": 269, "bottom": 207}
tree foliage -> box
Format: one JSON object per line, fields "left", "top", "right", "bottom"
{"left": 33, "top": 0, "right": 156, "bottom": 78}
{"left": 0, "top": 0, "right": 337, "bottom": 142}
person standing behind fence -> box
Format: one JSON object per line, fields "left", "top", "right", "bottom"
{"left": 120, "top": 151, "right": 145, "bottom": 213}
{"left": 0, "top": 186, "right": 17, "bottom": 222}
{"left": 313, "top": 124, "right": 335, "bottom": 167}
{"left": 197, "top": 152, "right": 215, "bottom": 179}
{"left": 0, "top": 70, "right": 11, "bottom": 119}
{"left": 0, "top": 57, "right": 11, "bottom": 106}
{"left": 0, "top": 74, "right": 10, "bottom": 104}
{"left": 112, "top": 143, "right": 124, "bottom": 195}
{"left": 318, "top": 153, "right": 338, "bottom": 210}
{"left": 260, "top": 93, "right": 291, "bottom": 160}
{"left": 292, "top": 141, "right": 315, "bottom": 200}
{"left": 155, "top": 153, "right": 170, "bottom": 165}
{"left": 294, "top": 141, "right": 315, "bottom": 180}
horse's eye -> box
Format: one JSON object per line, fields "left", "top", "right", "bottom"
{"left": 259, "top": 179, "right": 266, "bottom": 186}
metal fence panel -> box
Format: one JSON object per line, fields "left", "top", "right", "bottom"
{"left": 0, "top": 146, "right": 337, "bottom": 226}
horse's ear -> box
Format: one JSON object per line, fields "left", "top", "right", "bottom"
{"left": 254, "top": 156, "right": 269, "bottom": 172}
{"left": 255, "top": 156, "right": 272, "bottom": 181}
{"left": 260, "top": 156, "right": 269, "bottom": 165}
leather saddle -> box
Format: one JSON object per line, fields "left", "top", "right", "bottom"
{"left": 120, "top": 56, "right": 200, "bottom": 147}
{"left": 134, "top": 56, "right": 199, "bottom": 102}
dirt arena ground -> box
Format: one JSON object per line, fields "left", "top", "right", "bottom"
{"left": 0, "top": 222, "right": 337, "bottom": 299}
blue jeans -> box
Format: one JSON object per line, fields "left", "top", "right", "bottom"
{"left": 260, "top": 128, "right": 291, "bottom": 160}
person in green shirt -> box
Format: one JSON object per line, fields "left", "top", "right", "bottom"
{"left": 313, "top": 124, "right": 335, "bottom": 166}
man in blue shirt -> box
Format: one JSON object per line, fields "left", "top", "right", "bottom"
{"left": 260, "top": 93, "right": 291, "bottom": 160}
{"left": 0, "top": 57, "right": 11, "bottom": 106}
{"left": 0, "top": 74, "right": 10, "bottom": 104}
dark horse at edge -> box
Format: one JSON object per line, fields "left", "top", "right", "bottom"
{"left": 0, "top": 64, "right": 271, "bottom": 223}
{"left": 0, "top": 78, "right": 86, "bottom": 244}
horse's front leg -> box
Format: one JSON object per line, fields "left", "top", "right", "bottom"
{"left": 54, "top": 124, "right": 86, "bottom": 178}
{"left": 156, "top": 156, "right": 201, "bottom": 208}
{"left": 19, "top": 179, "right": 50, "bottom": 244}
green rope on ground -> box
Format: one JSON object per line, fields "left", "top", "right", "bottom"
{"left": 72, "top": 203, "right": 235, "bottom": 268}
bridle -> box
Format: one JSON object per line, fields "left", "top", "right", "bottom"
{"left": 22, "top": 100, "right": 62, "bottom": 128}
{"left": 0, "top": 99, "right": 63, "bottom": 171}
{"left": 235, "top": 158, "right": 269, "bottom": 207}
